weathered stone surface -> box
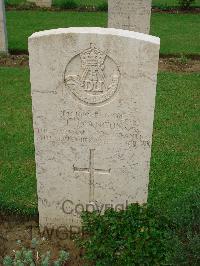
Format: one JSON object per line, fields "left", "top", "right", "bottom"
{"left": 0, "top": 0, "right": 7, "bottom": 53}
{"left": 108, "top": 0, "right": 152, "bottom": 34}
{"left": 35, "top": 0, "right": 52, "bottom": 8}
{"left": 29, "top": 28, "right": 160, "bottom": 229}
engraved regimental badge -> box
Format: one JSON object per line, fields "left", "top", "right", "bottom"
{"left": 64, "top": 43, "right": 120, "bottom": 106}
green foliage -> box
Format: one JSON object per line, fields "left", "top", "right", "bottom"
{"left": 3, "top": 239, "right": 69, "bottom": 266}
{"left": 79, "top": 204, "right": 171, "bottom": 265}
{"left": 166, "top": 189, "right": 200, "bottom": 265}
{"left": 54, "top": 0, "right": 78, "bottom": 9}
{"left": 177, "top": 54, "right": 188, "bottom": 64}
{"left": 178, "top": 0, "right": 196, "bottom": 8}
{"left": 53, "top": 251, "right": 70, "bottom": 266}
{"left": 5, "top": 0, "right": 200, "bottom": 9}
{"left": 5, "top": 0, "right": 36, "bottom": 9}
{"left": 78, "top": 189, "right": 200, "bottom": 265}
{"left": 3, "top": 256, "right": 13, "bottom": 266}
{"left": 96, "top": 1, "right": 108, "bottom": 11}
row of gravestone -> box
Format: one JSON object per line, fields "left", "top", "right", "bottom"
{"left": 2, "top": 0, "right": 160, "bottom": 230}
{"left": 0, "top": 0, "right": 152, "bottom": 53}
{"left": 0, "top": 0, "right": 7, "bottom": 53}
{"left": 27, "top": 0, "right": 52, "bottom": 7}
{"left": 28, "top": 0, "right": 152, "bottom": 35}
{"left": 30, "top": 0, "right": 152, "bottom": 34}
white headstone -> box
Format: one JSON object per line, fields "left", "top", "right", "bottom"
{"left": 35, "top": 0, "right": 52, "bottom": 8}
{"left": 0, "top": 0, "right": 8, "bottom": 53}
{"left": 29, "top": 28, "right": 160, "bottom": 230}
{"left": 108, "top": 0, "right": 152, "bottom": 34}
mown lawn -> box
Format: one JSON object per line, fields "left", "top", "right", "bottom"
{"left": 149, "top": 72, "right": 200, "bottom": 213}
{"left": 5, "top": 0, "right": 200, "bottom": 7}
{"left": 6, "top": 11, "right": 106, "bottom": 53}
{"left": 6, "top": 11, "right": 200, "bottom": 55}
{"left": 151, "top": 13, "right": 200, "bottom": 55}
{"left": 0, "top": 67, "right": 199, "bottom": 215}
{"left": 0, "top": 67, "right": 37, "bottom": 214}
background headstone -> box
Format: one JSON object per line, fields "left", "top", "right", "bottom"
{"left": 29, "top": 27, "right": 160, "bottom": 230}
{"left": 0, "top": 0, "right": 8, "bottom": 53}
{"left": 108, "top": 0, "right": 152, "bottom": 34}
{"left": 35, "top": 0, "right": 52, "bottom": 8}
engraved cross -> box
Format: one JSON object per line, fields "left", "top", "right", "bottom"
{"left": 73, "top": 149, "right": 111, "bottom": 202}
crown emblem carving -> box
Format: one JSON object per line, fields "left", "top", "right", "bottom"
{"left": 64, "top": 43, "right": 120, "bottom": 106}
{"left": 80, "top": 43, "right": 106, "bottom": 69}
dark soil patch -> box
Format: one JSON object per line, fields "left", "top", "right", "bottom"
{"left": 159, "top": 58, "right": 200, "bottom": 73}
{"left": 0, "top": 212, "right": 85, "bottom": 265}
{"left": 0, "top": 54, "right": 29, "bottom": 67}
{"left": 1, "top": 55, "right": 200, "bottom": 73}
{"left": 152, "top": 7, "right": 200, "bottom": 14}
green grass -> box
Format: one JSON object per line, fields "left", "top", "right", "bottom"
{"left": 0, "top": 67, "right": 199, "bottom": 215}
{"left": 151, "top": 13, "right": 200, "bottom": 55}
{"left": 5, "top": 0, "right": 200, "bottom": 7}
{"left": 6, "top": 11, "right": 200, "bottom": 55}
{"left": 149, "top": 72, "right": 200, "bottom": 213}
{"left": 0, "top": 67, "right": 37, "bottom": 215}
{"left": 6, "top": 11, "right": 106, "bottom": 53}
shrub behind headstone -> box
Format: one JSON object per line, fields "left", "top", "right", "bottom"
{"left": 178, "top": 0, "right": 195, "bottom": 9}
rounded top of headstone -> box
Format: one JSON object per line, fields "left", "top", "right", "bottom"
{"left": 29, "top": 27, "right": 160, "bottom": 45}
